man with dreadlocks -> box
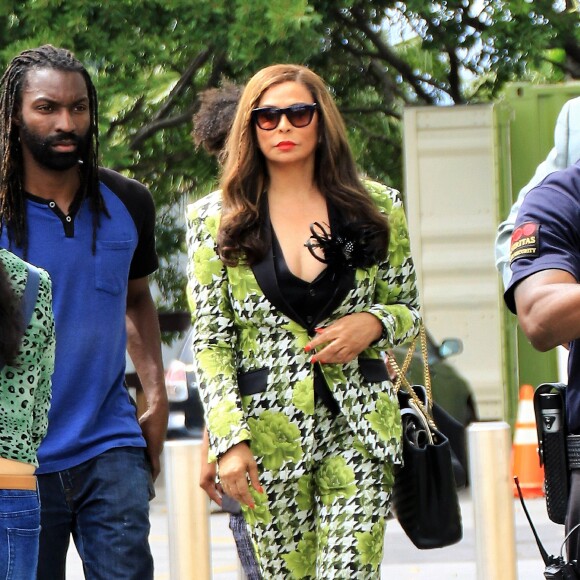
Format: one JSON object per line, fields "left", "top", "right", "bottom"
{"left": 0, "top": 45, "right": 168, "bottom": 579}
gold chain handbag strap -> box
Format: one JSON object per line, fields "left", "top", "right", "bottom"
{"left": 391, "top": 324, "right": 437, "bottom": 430}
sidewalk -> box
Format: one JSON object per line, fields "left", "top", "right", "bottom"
{"left": 65, "top": 481, "right": 563, "bottom": 579}
{"left": 381, "top": 489, "right": 562, "bottom": 580}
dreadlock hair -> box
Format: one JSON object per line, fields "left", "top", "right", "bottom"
{"left": 0, "top": 259, "right": 23, "bottom": 366}
{"left": 0, "top": 44, "right": 108, "bottom": 256}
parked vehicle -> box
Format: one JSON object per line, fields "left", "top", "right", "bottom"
{"left": 164, "top": 334, "right": 204, "bottom": 439}
{"left": 164, "top": 328, "right": 477, "bottom": 440}
{"left": 391, "top": 331, "right": 478, "bottom": 427}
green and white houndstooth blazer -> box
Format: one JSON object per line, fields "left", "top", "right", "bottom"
{"left": 186, "top": 180, "right": 421, "bottom": 470}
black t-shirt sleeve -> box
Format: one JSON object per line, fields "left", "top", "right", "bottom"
{"left": 98, "top": 167, "right": 159, "bottom": 279}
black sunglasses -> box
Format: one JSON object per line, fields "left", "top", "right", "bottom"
{"left": 251, "top": 103, "right": 318, "bottom": 131}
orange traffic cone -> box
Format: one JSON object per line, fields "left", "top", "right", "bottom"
{"left": 512, "top": 384, "right": 544, "bottom": 498}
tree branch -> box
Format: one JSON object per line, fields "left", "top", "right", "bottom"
{"left": 129, "top": 105, "right": 197, "bottom": 150}
{"left": 368, "top": 59, "right": 405, "bottom": 108}
{"left": 447, "top": 48, "right": 464, "bottom": 104}
{"left": 105, "top": 96, "right": 145, "bottom": 139}
{"left": 344, "top": 114, "right": 400, "bottom": 147}
{"left": 128, "top": 49, "right": 212, "bottom": 149}
{"left": 151, "top": 49, "right": 212, "bottom": 122}
{"left": 340, "top": 104, "right": 401, "bottom": 119}
{"left": 332, "top": 6, "right": 438, "bottom": 104}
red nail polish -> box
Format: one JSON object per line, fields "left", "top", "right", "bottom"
{"left": 315, "top": 328, "right": 324, "bottom": 333}
{"left": 304, "top": 344, "right": 312, "bottom": 353}
{"left": 310, "top": 356, "right": 317, "bottom": 364}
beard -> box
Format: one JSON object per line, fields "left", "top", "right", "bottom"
{"left": 18, "top": 121, "right": 89, "bottom": 171}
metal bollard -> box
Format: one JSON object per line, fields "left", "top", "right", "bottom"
{"left": 164, "top": 439, "right": 211, "bottom": 580}
{"left": 468, "top": 421, "right": 517, "bottom": 580}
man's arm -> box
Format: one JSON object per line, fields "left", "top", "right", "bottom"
{"left": 126, "top": 276, "right": 168, "bottom": 481}
{"left": 514, "top": 269, "right": 580, "bottom": 352}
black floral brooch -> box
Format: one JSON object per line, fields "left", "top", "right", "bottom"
{"left": 304, "top": 221, "right": 380, "bottom": 269}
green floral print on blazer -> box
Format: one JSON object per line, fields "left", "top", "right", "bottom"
{"left": 186, "top": 180, "right": 421, "bottom": 468}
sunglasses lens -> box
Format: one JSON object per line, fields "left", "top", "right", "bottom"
{"left": 287, "top": 106, "right": 314, "bottom": 128}
{"left": 255, "top": 109, "right": 281, "bottom": 130}
{"left": 253, "top": 104, "right": 317, "bottom": 130}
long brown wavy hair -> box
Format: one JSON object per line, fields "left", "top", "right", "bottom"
{"left": 217, "top": 64, "right": 390, "bottom": 267}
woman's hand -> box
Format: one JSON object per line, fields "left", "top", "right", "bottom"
{"left": 304, "top": 312, "right": 383, "bottom": 364}
{"left": 199, "top": 428, "right": 223, "bottom": 506}
{"left": 217, "top": 442, "right": 263, "bottom": 509}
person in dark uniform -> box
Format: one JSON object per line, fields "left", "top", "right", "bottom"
{"left": 505, "top": 160, "right": 580, "bottom": 561}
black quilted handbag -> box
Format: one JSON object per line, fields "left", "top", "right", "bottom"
{"left": 391, "top": 325, "right": 463, "bottom": 549}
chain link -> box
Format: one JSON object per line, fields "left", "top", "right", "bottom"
{"left": 390, "top": 324, "right": 437, "bottom": 430}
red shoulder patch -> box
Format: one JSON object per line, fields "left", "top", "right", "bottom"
{"left": 510, "top": 222, "right": 540, "bottom": 263}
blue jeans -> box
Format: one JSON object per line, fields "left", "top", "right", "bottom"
{"left": 0, "top": 488, "right": 40, "bottom": 580}
{"left": 36, "top": 447, "right": 153, "bottom": 580}
{"left": 229, "top": 513, "right": 261, "bottom": 580}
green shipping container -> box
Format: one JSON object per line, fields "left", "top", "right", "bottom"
{"left": 498, "top": 82, "right": 580, "bottom": 427}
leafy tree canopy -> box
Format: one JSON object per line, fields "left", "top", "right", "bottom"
{"left": 1, "top": 0, "right": 577, "bottom": 310}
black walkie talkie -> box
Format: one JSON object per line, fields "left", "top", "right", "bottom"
{"left": 535, "top": 384, "right": 569, "bottom": 525}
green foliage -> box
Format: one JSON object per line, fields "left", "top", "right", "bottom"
{"left": 1, "top": 1, "right": 577, "bottom": 311}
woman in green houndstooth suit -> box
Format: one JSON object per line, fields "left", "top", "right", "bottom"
{"left": 186, "top": 64, "right": 421, "bottom": 579}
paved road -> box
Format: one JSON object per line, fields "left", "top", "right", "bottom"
{"left": 64, "top": 473, "right": 565, "bottom": 579}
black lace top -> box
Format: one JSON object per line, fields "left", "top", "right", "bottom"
{"left": 271, "top": 227, "right": 341, "bottom": 415}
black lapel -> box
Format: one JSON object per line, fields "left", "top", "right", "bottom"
{"left": 251, "top": 197, "right": 358, "bottom": 331}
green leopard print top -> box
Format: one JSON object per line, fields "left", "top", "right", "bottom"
{"left": 0, "top": 249, "right": 55, "bottom": 466}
